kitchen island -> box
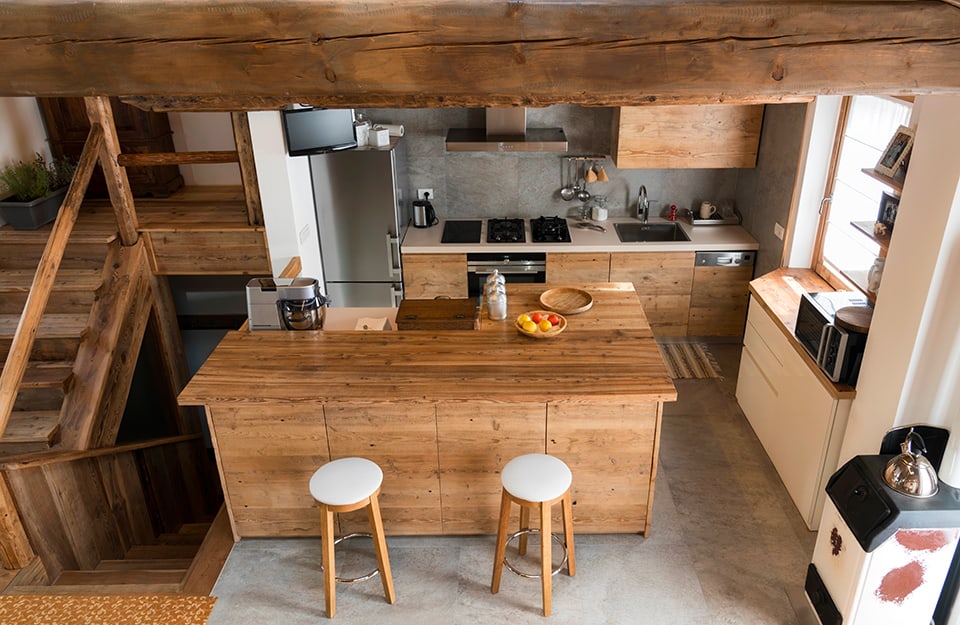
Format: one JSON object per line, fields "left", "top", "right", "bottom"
{"left": 178, "top": 283, "right": 676, "bottom": 539}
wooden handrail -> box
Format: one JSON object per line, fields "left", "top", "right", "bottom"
{"left": 85, "top": 96, "right": 139, "bottom": 246}
{"left": 0, "top": 433, "right": 202, "bottom": 471}
{"left": 118, "top": 150, "right": 239, "bottom": 166}
{"left": 0, "top": 123, "right": 104, "bottom": 440}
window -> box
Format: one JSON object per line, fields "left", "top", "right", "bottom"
{"left": 814, "top": 96, "right": 912, "bottom": 294}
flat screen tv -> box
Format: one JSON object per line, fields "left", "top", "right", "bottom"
{"left": 282, "top": 107, "right": 357, "bottom": 156}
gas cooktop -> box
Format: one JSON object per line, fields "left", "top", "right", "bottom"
{"left": 487, "top": 218, "right": 525, "bottom": 243}
{"left": 530, "top": 216, "right": 571, "bottom": 243}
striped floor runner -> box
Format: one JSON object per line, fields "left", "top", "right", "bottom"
{"left": 657, "top": 341, "right": 721, "bottom": 379}
{"left": 0, "top": 595, "right": 216, "bottom": 625}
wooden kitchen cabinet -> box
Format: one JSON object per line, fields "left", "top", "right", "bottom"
{"left": 436, "top": 403, "right": 545, "bottom": 534}
{"left": 324, "top": 403, "right": 442, "bottom": 535}
{"left": 611, "top": 105, "right": 764, "bottom": 169}
{"left": 735, "top": 297, "right": 851, "bottom": 530}
{"left": 609, "top": 251, "right": 695, "bottom": 336}
{"left": 547, "top": 403, "right": 659, "bottom": 534}
{"left": 687, "top": 265, "right": 754, "bottom": 336}
{"left": 401, "top": 253, "right": 468, "bottom": 299}
{"left": 546, "top": 252, "right": 610, "bottom": 283}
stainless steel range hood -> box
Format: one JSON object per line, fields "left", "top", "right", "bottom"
{"left": 445, "top": 108, "right": 568, "bottom": 153}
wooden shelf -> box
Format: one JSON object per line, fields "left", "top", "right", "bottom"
{"left": 851, "top": 220, "right": 890, "bottom": 253}
{"left": 861, "top": 167, "right": 904, "bottom": 195}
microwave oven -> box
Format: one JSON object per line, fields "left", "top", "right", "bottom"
{"left": 794, "top": 291, "right": 872, "bottom": 386}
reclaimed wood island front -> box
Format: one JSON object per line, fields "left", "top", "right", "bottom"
{"left": 178, "top": 283, "right": 676, "bottom": 539}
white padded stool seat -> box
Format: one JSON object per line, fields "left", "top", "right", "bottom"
{"left": 310, "top": 457, "right": 383, "bottom": 506}
{"left": 501, "top": 453, "right": 572, "bottom": 503}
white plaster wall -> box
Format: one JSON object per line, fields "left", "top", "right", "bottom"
{"left": 167, "top": 112, "right": 241, "bottom": 185}
{"left": 837, "top": 96, "right": 960, "bottom": 468}
{"left": 247, "top": 111, "right": 322, "bottom": 281}
{"left": 0, "top": 97, "right": 52, "bottom": 226}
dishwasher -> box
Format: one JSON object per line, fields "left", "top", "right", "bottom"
{"left": 689, "top": 251, "right": 756, "bottom": 336}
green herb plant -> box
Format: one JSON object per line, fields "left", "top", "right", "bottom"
{"left": 0, "top": 153, "right": 76, "bottom": 202}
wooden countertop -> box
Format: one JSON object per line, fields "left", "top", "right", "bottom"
{"left": 748, "top": 268, "right": 857, "bottom": 399}
{"left": 178, "top": 282, "right": 676, "bottom": 406}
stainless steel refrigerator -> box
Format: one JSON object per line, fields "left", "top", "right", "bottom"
{"left": 310, "top": 141, "right": 408, "bottom": 307}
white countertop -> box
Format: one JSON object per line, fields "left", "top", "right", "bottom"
{"left": 401, "top": 216, "right": 759, "bottom": 254}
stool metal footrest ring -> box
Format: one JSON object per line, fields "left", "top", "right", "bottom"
{"left": 502, "top": 529, "right": 568, "bottom": 579}
{"left": 320, "top": 532, "right": 381, "bottom": 584}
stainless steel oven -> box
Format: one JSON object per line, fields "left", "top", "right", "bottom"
{"left": 466, "top": 252, "right": 546, "bottom": 298}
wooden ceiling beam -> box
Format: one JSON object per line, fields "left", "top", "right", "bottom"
{"left": 1, "top": 0, "right": 959, "bottom": 111}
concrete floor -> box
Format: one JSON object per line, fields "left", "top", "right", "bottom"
{"left": 207, "top": 342, "right": 817, "bottom": 625}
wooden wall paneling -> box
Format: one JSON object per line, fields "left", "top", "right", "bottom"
{"left": 547, "top": 403, "right": 659, "bottom": 534}
{"left": 209, "top": 404, "right": 330, "bottom": 537}
{"left": 137, "top": 444, "right": 195, "bottom": 533}
{"left": 94, "top": 453, "right": 156, "bottom": 550}
{"left": 401, "top": 253, "right": 468, "bottom": 299}
{"left": 687, "top": 265, "right": 754, "bottom": 336}
{"left": 4, "top": 3, "right": 960, "bottom": 105}
{"left": 0, "top": 476, "right": 34, "bottom": 569}
{"left": 4, "top": 468, "right": 75, "bottom": 577}
{"left": 230, "top": 112, "right": 264, "bottom": 227}
{"left": 612, "top": 105, "right": 765, "bottom": 169}
{"left": 545, "top": 253, "right": 611, "bottom": 283}
{"left": 324, "top": 403, "right": 441, "bottom": 535}
{"left": 146, "top": 230, "right": 271, "bottom": 275}
{"left": 609, "top": 252, "right": 695, "bottom": 336}
{"left": 436, "top": 403, "right": 546, "bottom": 534}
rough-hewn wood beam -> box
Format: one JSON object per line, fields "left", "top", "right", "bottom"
{"left": 1, "top": 1, "right": 958, "bottom": 110}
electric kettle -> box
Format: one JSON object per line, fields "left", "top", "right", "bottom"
{"left": 413, "top": 197, "right": 438, "bottom": 228}
{"left": 883, "top": 428, "right": 940, "bottom": 498}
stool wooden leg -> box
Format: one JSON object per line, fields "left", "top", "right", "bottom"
{"left": 562, "top": 491, "right": 576, "bottom": 577}
{"left": 540, "top": 502, "right": 552, "bottom": 617}
{"left": 320, "top": 505, "right": 337, "bottom": 618}
{"left": 518, "top": 506, "right": 530, "bottom": 555}
{"left": 491, "top": 490, "right": 511, "bottom": 594}
{"left": 367, "top": 493, "right": 396, "bottom": 605}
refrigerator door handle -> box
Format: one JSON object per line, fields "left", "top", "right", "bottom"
{"left": 390, "top": 284, "right": 404, "bottom": 307}
{"left": 386, "top": 234, "right": 401, "bottom": 278}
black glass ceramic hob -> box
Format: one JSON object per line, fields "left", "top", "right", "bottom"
{"left": 440, "top": 220, "right": 482, "bottom": 244}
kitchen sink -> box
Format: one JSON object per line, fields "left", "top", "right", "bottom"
{"left": 614, "top": 222, "right": 690, "bottom": 242}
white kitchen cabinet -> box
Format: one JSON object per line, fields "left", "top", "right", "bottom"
{"left": 736, "top": 297, "right": 852, "bottom": 530}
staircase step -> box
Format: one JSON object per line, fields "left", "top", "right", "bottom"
{"left": 0, "top": 313, "right": 89, "bottom": 338}
{"left": 123, "top": 544, "right": 201, "bottom": 560}
{"left": 0, "top": 269, "right": 101, "bottom": 314}
{"left": 0, "top": 336, "right": 81, "bottom": 363}
{"left": 19, "top": 361, "right": 74, "bottom": 389}
{"left": 54, "top": 568, "right": 187, "bottom": 586}
{"left": 157, "top": 531, "right": 208, "bottom": 546}
{"left": 97, "top": 558, "right": 194, "bottom": 571}
{"left": 1, "top": 410, "right": 60, "bottom": 445}
{"left": 0, "top": 235, "right": 115, "bottom": 270}
{"left": 8, "top": 582, "right": 182, "bottom": 595}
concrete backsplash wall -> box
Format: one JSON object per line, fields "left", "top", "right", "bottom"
{"left": 361, "top": 105, "right": 740, "bottom": 221}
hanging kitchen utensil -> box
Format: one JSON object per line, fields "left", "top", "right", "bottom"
{"left": 883, "top": 428, "right": 939, "bottom": 497}
{"left": 597, "top": 164, "right": 609, "bottom": 182}
{"left": 560, "top": 158, "right": 576, "bottom": 201}
{"left": 585, "top": 160, "right": 598, "bottom": 183}
{"left": 576, "top": 160, "right": 591, "bottom": 202}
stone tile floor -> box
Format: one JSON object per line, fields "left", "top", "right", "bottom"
{"left": 207, "top": 341, "right": 816, "bottom": 625}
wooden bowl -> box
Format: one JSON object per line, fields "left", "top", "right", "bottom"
{"left": 516, "top": 311, "right": 567, "bottom": 338}
{"left": 539, "top": 287, "right": 593, "bottom": 315}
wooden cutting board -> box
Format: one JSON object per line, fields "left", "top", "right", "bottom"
{"left": 396, "top": 298, "right": 479, "bottom": 331}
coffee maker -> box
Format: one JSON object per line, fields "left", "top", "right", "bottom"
{"left": 246, "top": 277, "right": 328, "bottom": 330}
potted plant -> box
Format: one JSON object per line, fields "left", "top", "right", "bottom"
{"left": 0, "top": 153, "right": 76, "bottom": 230}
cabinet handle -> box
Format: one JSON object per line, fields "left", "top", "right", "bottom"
{"left": 386, "top": 234, "right": 401, "bottom": 278}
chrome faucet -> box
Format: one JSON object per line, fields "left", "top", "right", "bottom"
{"left": 636, "top": 185, "right": 649, "bottom": 223}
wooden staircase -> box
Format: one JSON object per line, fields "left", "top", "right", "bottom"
{"left": 0, "top": 231, "right": 114, "bottom": 456}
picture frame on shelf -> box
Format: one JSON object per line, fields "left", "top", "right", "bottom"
{"left": 876, "top": 191, "right": 899, "bottom": 235}
{"left": 875, "top": 125, "right": 914, "bottom": 177}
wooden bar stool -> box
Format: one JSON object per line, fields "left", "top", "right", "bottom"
{"left": 491, "top": 453, "right": 576, "bottom": 616}
{"left": 309, "top": 457, "right": 396, "bottom": 618}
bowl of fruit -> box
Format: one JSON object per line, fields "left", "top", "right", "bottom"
{"left": 516, "top": 311, "right": 566, "bottom": 338}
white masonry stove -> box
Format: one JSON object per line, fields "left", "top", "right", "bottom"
{"left": 806, "top": 454, "right": 960, "bottom": 625}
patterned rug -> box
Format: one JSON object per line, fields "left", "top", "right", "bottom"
{"left": 657, "top": 341, "right": 721, "bottom": 379}
{"left": 0, "top": 595, "right": 216, "bottom": 625}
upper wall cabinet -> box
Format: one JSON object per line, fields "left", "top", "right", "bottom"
{"left": 611, "top": 105, "right": 764, "bottom": 169}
